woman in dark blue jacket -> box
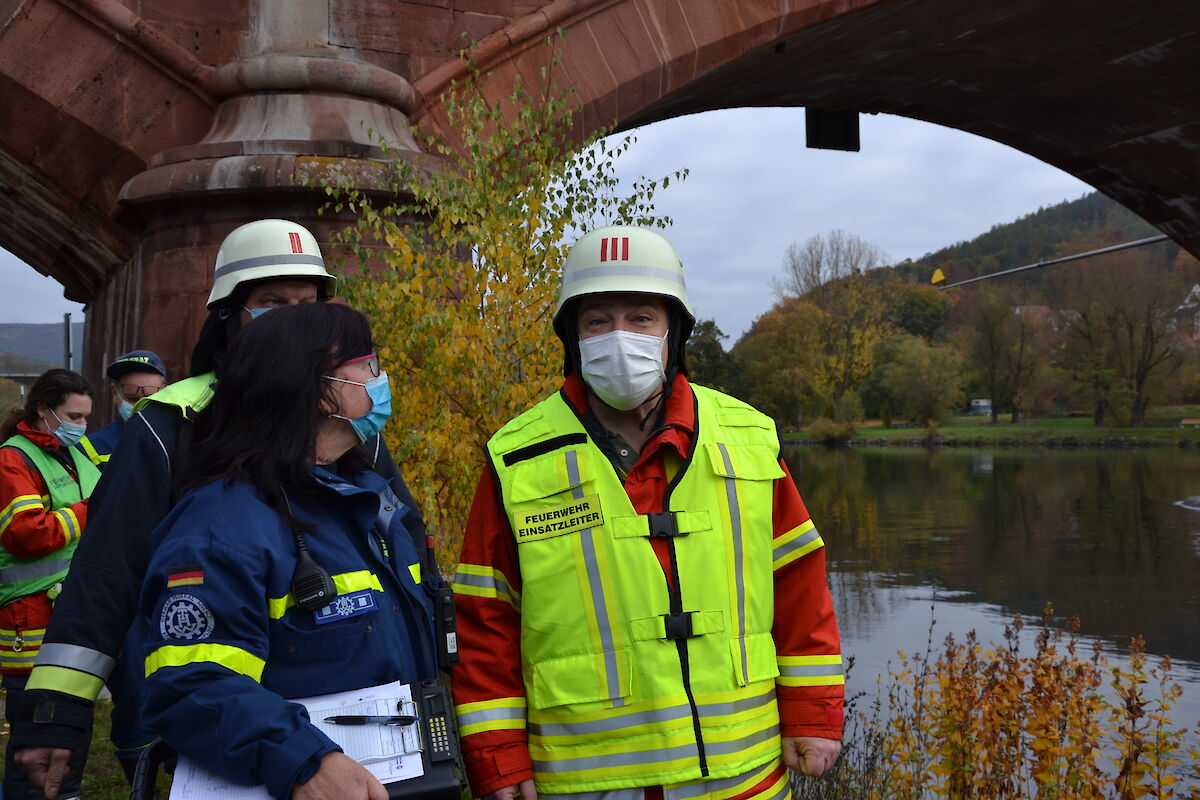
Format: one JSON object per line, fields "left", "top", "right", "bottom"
{"left": 136, "top": 303, "right": 437, "bottom": 800}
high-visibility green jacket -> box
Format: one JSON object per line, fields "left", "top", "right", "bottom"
{"left": 0, "top": 436, "right": 99, "bottom": 607}
{"left": 484, "top": 385, "right": 786, "bottom": 792}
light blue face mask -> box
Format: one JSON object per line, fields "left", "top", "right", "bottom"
{"left": 118, "top": 399, "right": 135, "bottom": 421}
{"left": 325, "top": 372, "right": 392, "bottom": 443}
{"left": 47, "top": 408, "right": 86, "bottom": 448}
{"left": 244, "top": 305, "right": 274, "bottom": 320}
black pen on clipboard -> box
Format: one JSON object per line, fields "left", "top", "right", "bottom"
{"left": 324, "top": 714, "right": 421, "bottom": 726}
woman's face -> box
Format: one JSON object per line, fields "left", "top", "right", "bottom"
{"left": 40, "top": 392, "right": 92, "bottom": 432}
{"left": 325, "top": 354, "right": 378, "bottom": 420}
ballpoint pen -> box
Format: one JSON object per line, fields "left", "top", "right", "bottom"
{"left": 323, "top": 715, "right": 421, "bottom": 726}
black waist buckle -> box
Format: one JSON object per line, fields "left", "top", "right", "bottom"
{"left": 648, "top": 511, "right": 684, "bottom": 538}
{"left": 663, "top": 611, "right": 696, "bottom": 641}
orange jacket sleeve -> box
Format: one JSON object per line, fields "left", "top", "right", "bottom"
{"left": 0, "top": 448, "right": 86, "bottom": 559}
{"left": 452, "top": 469, "right": 533, "bottom": 797}
{"left": 772, "top": 458, "right": 845, "bottom": 740}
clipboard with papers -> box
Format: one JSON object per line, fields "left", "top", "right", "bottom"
{"left": 165, "top": 680, "right": 464, "bottom": 800}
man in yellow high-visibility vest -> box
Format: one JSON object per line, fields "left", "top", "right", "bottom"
{"left": 452, "top": 225, "right": 845, "bottom": 800}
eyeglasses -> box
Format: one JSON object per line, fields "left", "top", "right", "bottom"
{"left": 340, "top": 353, "right": 381, "bottom": 378}
{"left": 117, "top": 382, "right": 162, "bottom": 399}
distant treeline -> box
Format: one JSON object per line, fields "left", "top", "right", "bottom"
{"left": 688, "top": 192, "right": 1200, "bottom": 431}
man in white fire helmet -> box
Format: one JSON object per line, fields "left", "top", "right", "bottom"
{"left": 452, "top": 225, "right": 845, "bottom": 800}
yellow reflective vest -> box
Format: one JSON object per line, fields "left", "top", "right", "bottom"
{"left": 485, "top": 385, "right": 786, "bottom": 793}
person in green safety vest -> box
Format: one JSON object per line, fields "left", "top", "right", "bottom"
{"left": 452, "top": 226, "right": 845, "bottom": 800}
{"left": 0, "top": 368, "right": 98, "bottom": 800}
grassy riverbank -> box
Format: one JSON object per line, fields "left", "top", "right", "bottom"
{"left": 784, "top": 407, "right": 1200, "bottom": 448}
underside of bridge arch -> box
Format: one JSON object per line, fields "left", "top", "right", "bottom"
{"left": 415, "top": 0, "right": 1200, "bottom": 257}
{"left": 2, "top": 0, "right": 1198, "bottom": 400}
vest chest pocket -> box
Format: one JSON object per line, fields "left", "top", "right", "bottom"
{"left": 508, "top": 449, "right": 603, "bottom": 544}
{"left": 704, "top": 443, "right": 786, "bottom": 482}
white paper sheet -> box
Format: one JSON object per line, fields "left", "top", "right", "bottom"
{"left": 168, "top": 680, "right": 425, "bottom": 800}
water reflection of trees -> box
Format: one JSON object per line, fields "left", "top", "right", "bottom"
{"left": 786, "top": 446, "right": 1200, "bottom": 662}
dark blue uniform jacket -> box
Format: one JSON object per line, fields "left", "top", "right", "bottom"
{"left": 136, "top": 466, "right": 437, "bottom": 799}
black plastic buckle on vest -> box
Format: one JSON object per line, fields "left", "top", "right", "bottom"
{"left": 662, "top": 611, "right": 697, "bottom": 641}
{"left": 647, "top": 511, "right": 684, "bottom": 538}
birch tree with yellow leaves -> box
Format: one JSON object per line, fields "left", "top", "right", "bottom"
{"left": 320, "top": 50, "right": 685, "bottom": 565}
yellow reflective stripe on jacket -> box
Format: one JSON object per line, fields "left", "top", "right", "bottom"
{"left": 26, "top": 664, "right": 105, "bottom": 700}
{"left": 144, "top": 643, "right": 265, "bottom": 681}
{"left": 455, "top": 696, "right": 527, "bottom": 736}
{"left": 661, "top": 757, "right": 789, "bottom": 800}
{"left": 776, "top": 654, "right": 844, "bottom": 687}
{"left": 53, "top": 507, "right": 82, "bottom": 544}
{"left": 453, "top": 563, "right": 521, "bottom": 610}
{"left": 0, "top": 627, "right": 46, "bottom": 668}
{"left": 772, "top": 519, "right": 822, "bottom": 571}
{"left": 0, "top": 494, "right": 44, "bottom": 534}
{"left": 266, "top": 570, "right": 383, "bottom": 619}
{"left": 77, "top": 436, "right": 108, "bottom": 467}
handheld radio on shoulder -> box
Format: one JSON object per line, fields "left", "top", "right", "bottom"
{"left": 291, "top": 532, "right": 337, "bottom": 611}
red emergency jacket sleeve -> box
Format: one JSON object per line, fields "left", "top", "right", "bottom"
{"left": 0, "top": 447, "right": 87, "bottom": 559}
{"left": 452, "top": 469, "right": 533, "bottom": 797}
{"left": 772, "top": 458, "right": 845, "bottom": 740}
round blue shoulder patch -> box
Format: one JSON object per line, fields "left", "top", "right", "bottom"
{"left": 159, "top": 592, "right": 216, "bottom": 641}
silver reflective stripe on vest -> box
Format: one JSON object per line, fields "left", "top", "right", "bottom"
{"left": 565, "top": 449, "right": 623, "bottom": 708}
{"left": 0, "top": 555, "right": 70, "bottom": 583}
{"left": 716, "top": 443, "right": 748, "bottom": 682}
{"left": 772, "top": 525, "right": 820, "bottom": 564}
{"left": 36, "top": 643, "right": 117, "bottom": 679}
{"left": 562, "top": 264, "right": 686, "bottom": 286}
{"left": 534, "top": 734, "right": 701, "bottom": 774}
{"left": 453, "top": 571, "right": 520, "bottom": 609}
{"left": 779, "top": 661, "right": 844, "bottom": 681}
{"left": 457, "top": 704, "right": 527, "bottom": 730}
{"left": 0, "top": 497, "right": 43, "bottom": 530}
{"left": 213, "top": 254, "right": 324, "bottom": 280}
{"left": 530, "top": 688, "right": 775, "bottom": 739}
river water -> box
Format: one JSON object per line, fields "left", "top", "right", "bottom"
{"left": 784, "top": 445, "right": 1200, "bottom": 733}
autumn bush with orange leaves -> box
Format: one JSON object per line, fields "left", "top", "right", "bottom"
{"left": 794, "top": 604, "right": 1199, "bottom": 799}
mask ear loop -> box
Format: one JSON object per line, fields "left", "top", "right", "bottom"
{"left": 281, "top": 489, "right": 338, "bottom": 611}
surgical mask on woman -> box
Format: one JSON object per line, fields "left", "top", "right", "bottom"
{"left": 45, "top": 408, "right": 87, "bottom": 448}
{"left": 324, "top": 373, "right": 393, "bottom": 443}
{"left": 579, "top": 329, "right": 668, "bottom": 411}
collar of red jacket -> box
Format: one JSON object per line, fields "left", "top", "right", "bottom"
{"left": 15, "top": 418, "right": 63, "bottom": 450}
{"left": 561, "top": 371, "right": 697, "bottom": 439}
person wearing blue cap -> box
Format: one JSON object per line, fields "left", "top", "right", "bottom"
{"left": 76, "top": 351, "right": 167, "bottom": 471}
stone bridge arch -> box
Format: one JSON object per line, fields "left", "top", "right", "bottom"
{"left": 2, "top": 0, "right": 1198, "bottom": 400}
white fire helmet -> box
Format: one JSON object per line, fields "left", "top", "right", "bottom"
{"left": 553, "top": 225, "right": 694, "bottom": 336}
{"left": 206, "top": 219, "right": 338, "bottom": 309}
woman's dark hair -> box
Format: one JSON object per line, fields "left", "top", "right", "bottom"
{"left": 0, "top": 369, "right": 93, "bottom": 442}
{"left": 183, "top": 303, "right": 375, "bottom": 530}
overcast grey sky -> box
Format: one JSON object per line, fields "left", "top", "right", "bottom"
{"left": 0, "top": 109, "right": 1092, "bottom": 340}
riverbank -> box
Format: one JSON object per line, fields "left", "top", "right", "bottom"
{"left": 782, "top": 412, "right": 1200, "bottom": 448}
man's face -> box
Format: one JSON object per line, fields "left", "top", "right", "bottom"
{"left": 111, "top": 370, "right": 165, "bottom": 408}
{"left": 576, "top": 293, "right": 670, "bottom": 341}
{"left": 240, "top": 280, "right": 320, "bottom": 326}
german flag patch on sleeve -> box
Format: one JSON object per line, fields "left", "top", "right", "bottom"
{"left": 167, "top": 564, "right": 205, "bottom": 588}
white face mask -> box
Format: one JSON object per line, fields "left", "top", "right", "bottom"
{"left": 579, "top": 329, "right": 668, "bottom": 411}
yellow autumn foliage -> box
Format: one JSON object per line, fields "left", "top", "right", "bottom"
{"left": 319, "top": 45, "right": 685, "bottom": 568}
